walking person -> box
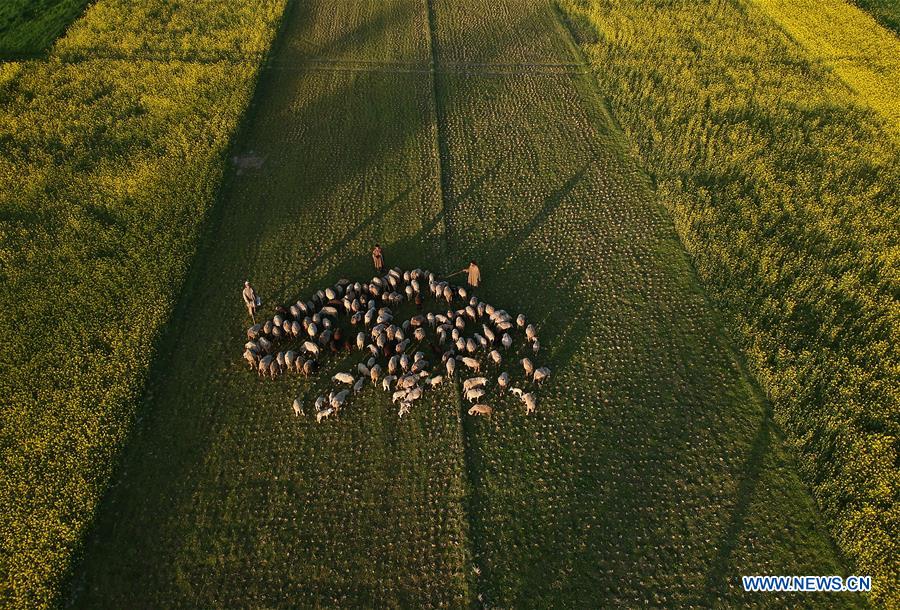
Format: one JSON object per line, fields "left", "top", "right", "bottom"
{"left": 242, "top": 280, "right": 259, "bottom": 323}
{"left": 372, "top": 244, "right": 385, "bottom": 273}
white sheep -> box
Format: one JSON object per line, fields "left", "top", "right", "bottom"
{"left": 533, "top": 367, "right": 551, "bottom": 385}
{"left": 382, "top": 375, "right": 397, "bottom": 391}
{"left": 521, "top": 357, "right": 535, "bottom": 378}
{"left": 465, "top": 387, "right": 486, "bottom": 403}
{"left": 522, "top": 393, "right": 537, "bottom": 415}
{"left": 489, "top": 350, "right": 502, "bottom": 365}
{"left": 525, "top": 324, "right": 537, "bottom": 343}
{"left": 463, "top": 377, "right": 488, "bottom": 392}
{"left": 316, "top": 407, "right": 334, "bottom": 423}
{"left": 333, "top": 372, "right": 355, "bottom": 385}
{"left": 446, "top": 357, "right": 456, "bottom": 377}
{"left": 353, "top": 376, "right": 365, "bottom": 394}
{"left": 501, "top": 333, "right": 512, "bottom": 350}
{"left": 461, "top": 357, "right": 481, "bottom": 373}
{"left": 292, "top": 399, "right": 304, "bottom": 417}
{"left": 497, "top": 372, "right": 509, "bottom": 391}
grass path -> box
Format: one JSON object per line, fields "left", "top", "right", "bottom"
{"left": 72, "top": 0, "right": 864, "bottom": 606}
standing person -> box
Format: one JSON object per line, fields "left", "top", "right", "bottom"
{"left": 372, "top": 244, "right": 385, "bottom": 273}
{"left": 466, "top": 260, "right": 481, "bottom": 290}
{"left": 242, "top": 281, "right": 259, "bottom": 322}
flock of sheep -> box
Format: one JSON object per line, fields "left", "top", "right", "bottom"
{"left": 241, "top": 267, "right": 551, "bottom": 423}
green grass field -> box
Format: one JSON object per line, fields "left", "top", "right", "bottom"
{"left": 2, "top": 0, "right": 895, "bottom": 607}
{"left": 68, "top": 0, "right": 864, "bottom": 607}
{"left": 0, "top": 0, "right": 89, "bottom": 56}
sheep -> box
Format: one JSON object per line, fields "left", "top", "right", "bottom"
{"left": 461, "top": 357, "right": 481, "bottom": 373}
{"left": 382, "top": 375, "right": 397, "bottom": 391}
{"left": 292, "top": 399, "right": 304, "bottom": 417}
{"left": 521, "top": 357, "right": 535, "bottom": 378}
{"left": 243, "top": 349, "right": 257, "bottom": 369}
{"left": 468, "top": 404, "right": 492, "bottom": 416}
{"left": 455, "top": 338, "right": 466, "bottom": 352}
{"left": 291, "top": 321, "right": 302, "bottom": 337}
{"left": 318, "top": 329, "right": 332, "bottom": 347}
{"left": 302, "top": 341, "right": 320, "bottom": 358}
{"left": 532, "top": 339, "right": 540, "bottom": 354}
{"left": 413, "top": 327, "right": 426, "bottom": 342}
{"left": 533, "top": 367, "right": 551, "bottom": 385}
{"left": 458, "top": 287, "right": 468, "bottom": 301}
{"left": 275, "top": 351, "right": 286, "bottom": 369}
{"left": 501, "top": 333, "right": 512, "bottom": 350}
{"left": 525, "top": 324, "right": 537, "bottom": 343}
{"left": 406, "top": 386, "right": 423, "bottom": 402}
{"left": 516, "top": 313, "right": 526, "bottom": 328}
{"left": 333, "top": 372, "right": 355, "bottom": 385}
{"left": 273, "top": 314, "right": 284, "bottom": 327}
{"left": 398, "top": 403, "right": 411, "bottom": 418}
{"left": 388, "top": 355, "right": 400, "bottom": 375}
{"left": 411, "top": 359, "right": 429, "bottom": 374}
{"left": 356, "top": 332, "right": 366, "bottom": 351}
{"left": 465, "top": 387, "right": 486, "bottom": 403}
{"left": 497, "top": 372, "right": 509, "bottom": 392}
{"left": 399, "top": 375, "right": 419, "bottom": 389}
{"left": 482, "top": 325, "right": 496, "bottom": 344}
{"left": 316, "top": 407, "right": 334, "bottom": 423}
{"left": 324, "top": 287, "right": 337, "bottom": 301}
{"left": 463, "top": 377, "right": 488, "bottom": 392}
{"left": 392, "top": 389, "right": 408, "bottom": 404}
{"left": 400, "top": 354, "right": 411, "bottom": 372}
{"left": 294, "top": 356, "right": 306, "bottom": 373}
{"left": 489, "top": 350, "right": 502, "bottom": 366}
{"left": 307, "top": 322, "right": 318, "bottom": 338}
{"left": 353, "top": 376, "right": 365, "bottom": 394}
{"left": 446, "top": 357, "right": 456, "bottom": 377}
{"left": 455, "top": 317, "right": 466, "bottom": 331}
{"left": 258, "top": 355, "right": 273, "bottom": 377}
{"left": 357, "top": 362, "right": 370, "bottom": 377}
{"left": 303, "top": 359, "right": 318, "bottom": 376}
{"left": 258, "top": 336, "right": 273, "bottom": 353}
{"left": 330, "top": 389, "right": 350, "bottom": 410}
{"left": 465, "top": 305, "right": 477, "bottom": 320}
{"left": 247, "top": 324, "right": 262, "bottom": 340}
{"left": 474, "top": 333, "right": 488, "bottom": 348}
{"left": 426, "top": 375, "right": 444, "bottom": 387}
{"left": 443, "top": 286, "right": 454, "bottom": 303}
{"left": 522, "top": 393, "right": 537, "bottom": 415}
{"left": 509, "top": 387, "right": 524, "bottom": 398}
{"left": 369, "top": 364, "right": 382, "bottom": 383}
{"left": 466, "top": 339, "right": 477, "bottom": 354}
{"left": 396, "top": 339, "right": 410, "bottom": 353}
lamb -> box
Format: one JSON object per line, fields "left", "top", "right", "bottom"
{"left": 314, "top": 395, "right": 326, "bottom": 412}
{"left": 516, "top": 313, "right": 526, "bottom": 328}
{"left": 501, "top": 333, "right": 512, "bottom": 350}
{"left": 522, "top": 392, "right": 537, "bottom": 415}
{"left": 461, "top": 357, "right": 481, "bottom": 373}
{"left": 533, "top": 367, "right": 551, "bottom": 385}
{"left": 467, "top": 404, "right": 492, "bottom": 416}
{"left": 353, "top": 376, "right": 365, "bottom": 394}
{"left": 316, "top": 407, "right": 334, "bottom": 423}
{"left": 398, "top": 403, "right": 411, "bottom": 418}
{"left": 509, "top": 387, "right": 524, "bottom": 398}
{"left": 521, "top": 357, "right": 535, "bottom": 378}
{"left": 292, "top": 399, "right": 304, "bottom": 417}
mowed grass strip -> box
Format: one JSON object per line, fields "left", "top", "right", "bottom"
{"left": 434, "top": 64, "right": 862, "bottom": 607}
{"left": 0, "top": 1, "right": 286, "bottom": 607}
{"left": 751, "top": 0, "right": 900, "bottom": 135}
{"left": 0, "top": 0, "right": 90, "bottom": 56}
{"left": 558, "top": 0, "right": 898, "bottom": 604}
{"left": 71, "top": 6, "right": 475, "bottom": 603}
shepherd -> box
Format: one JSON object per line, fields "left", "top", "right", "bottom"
{"left": 465, "top": 260, "right": 481, "bottom": 290}
{"left": 372, "top": 244, "right": 385, "bottom": 273}
{"left": 242, "top": 280, "right": 260, "bottom": 322}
